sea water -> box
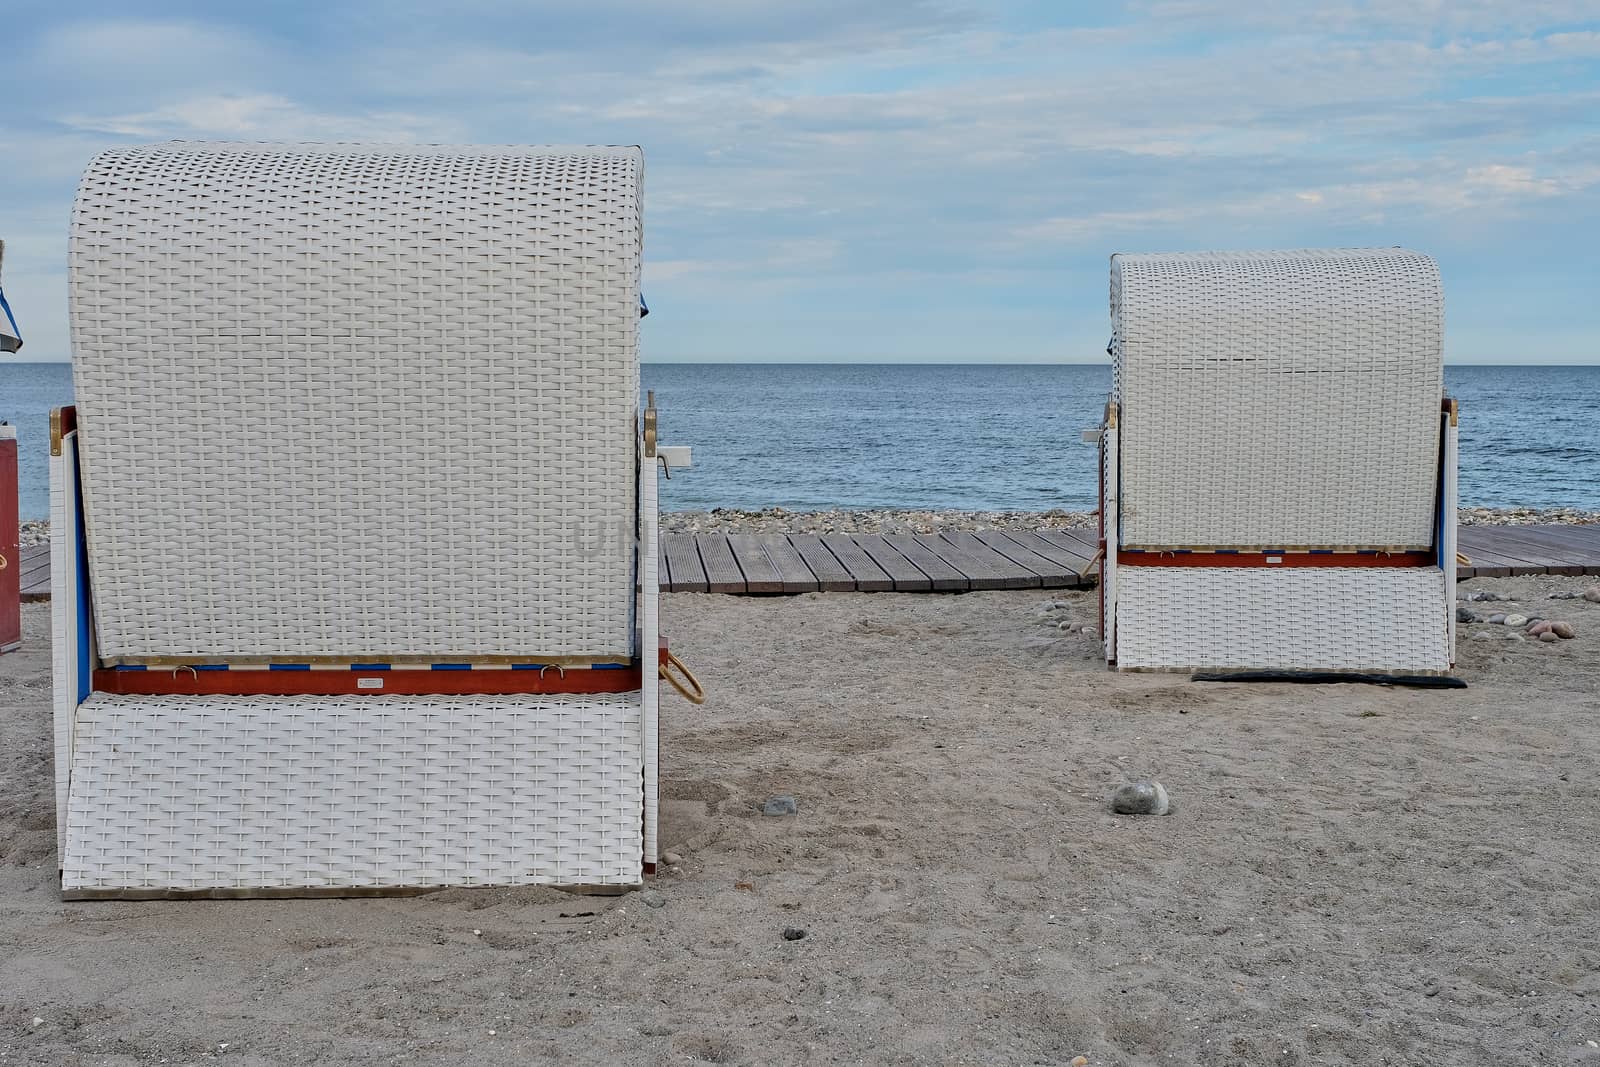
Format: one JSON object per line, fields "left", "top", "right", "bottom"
{"left": 3, "top": 361, "right": 1597, "bottom": 519}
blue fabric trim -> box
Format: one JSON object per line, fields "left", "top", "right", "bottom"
{"left": 431, "top": 663, "right": 471, "bottom": 671}
{"left": 350, "top": 663, "right": 391, "bottom": 671}
{"left": 0, "top": 286, "right": 20, "bottom": 342}
{"left": 73, "top": 452, "right": 91, "bottom": 703}
{"left": 269, "top": 664, "right": 311, "bottom": 672}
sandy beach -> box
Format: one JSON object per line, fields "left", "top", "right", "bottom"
{"left": 3, "top": 575, "right": 1599, "bottom": 1065}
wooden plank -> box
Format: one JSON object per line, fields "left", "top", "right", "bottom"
{"left": 873, "top": 535, "right": 965, "bottom": 592}
{"left": 1463, "top": 526, "right": 1597, "bottom": 561}
{"left": 1459, "top": 528, "right": 1589, "bottom": 575}
{"left": 1489, "top": 524, "right": 1600, "bottom": 561}
{"left": 1038, "top": 530, "right": 1105, "bottom": 581}
{"left": 755, "top": 536, "right": 821, "bottom": 595}
{"left": 974, "top": 531, "right": 1081, "bottom": 589}
{"left": 926, "top": 532, "right": 1039, "bottom": 590}
{"left": 727, "top": 535, "right": 785, "bottom": 594}
{"left": 18, "top": 544, "right": 50, "bottom": 600}
{"left": 851, "top": 535, "right": 933, "bottom": 592}
{"left": 657, "top": 538, "right": 672, "bottom": 591}
{"left": 817, "top": 535, "right": 895, "bottom": 593}
{"left": 1046, "top": 526, "right": 1102, "bottom": 556}
{"left": 697, "top": 536, "right": 748, "bottom": 594}
{"left": 1524, "top": 523, "right": 1600, "bottom": 547}
{"left": 1000, "top": 530, "right": 1095, "bottom": 577}
{"left": 787, "top": 535, "right": 859, "bottom": 593}
{"left": 662, "top": 535, "right": 708, "bottom": 594}
{"left": 1452, "top": 549, "right": 1517, "bottom": 579}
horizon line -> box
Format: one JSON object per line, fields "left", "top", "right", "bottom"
{"left": 5, "top": 358, "right": 1599, "bottom": 368}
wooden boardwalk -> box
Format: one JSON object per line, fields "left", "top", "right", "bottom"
{"left": 16, "top": 524, "right": 1600, "bottom": 600}
{"left": 659, "top": 524, "right": 1600, "bottom": 593}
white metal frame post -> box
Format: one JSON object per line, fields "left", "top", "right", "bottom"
{"left": 1442, "top": 401, "right": 1460, "bottom": 662}
{"left": 50, "top": 425, "right": 83, "bottom": 859}
{"left": 1102, "top": 409, "right": 1120, "bottom": 665}
{"left": 638, "top": 444, "right": 660, "bottom": 868}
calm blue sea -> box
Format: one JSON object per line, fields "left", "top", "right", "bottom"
{"left": 3, "top": 361, "right": 1597, "bottom": 519}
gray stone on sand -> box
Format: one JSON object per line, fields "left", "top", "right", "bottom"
{"left": 1455, "top": 607, "right": 1478, "bottom": 623}
{"left": 1585, "top": 587, "right": 1600, "bottom": 604}
{"left": 1504, "top": 614, "right": 1528, "bottom": 628}
{"left": 638, "top": 889, "right": 666, "bottom": 908}
{"left": 762, "top": 795, "right": 798, "bottom": 817}
{"left": 1539, "top": 631, "right": 1560, "bottom": 643}
{"left": 662, "top": 851, "right": 683, "bottom": 866}
{"left": 782, "top": 927, "right": 807, "bottom": 941}
{"left": 1110, "top": 780, "right": 1170, "bottom": 816}
{"left": 1488, "top": 613, "right": 1506, "bottom": 625}
{"left": 1552, "top": 621, "right": 1576, "bottom": 639}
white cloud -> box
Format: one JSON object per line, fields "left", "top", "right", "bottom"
{"left": 64, "top": 93, "right": 455, "bottom": 142}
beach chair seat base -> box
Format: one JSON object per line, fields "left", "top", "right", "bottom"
{"left": 60, "top": 691, "right": 645, "bottom": 898}
{"left": 1113, "top": 567, "right": 1451, "bottom": 673}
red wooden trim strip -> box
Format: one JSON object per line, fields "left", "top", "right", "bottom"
{"left": 94, "top": 643, "right": 666, "bottom": 697}
{"left": 1117, "top": 551, "right": 1435, "bottom": 569}
{"left": 93, "top": 666, "right": 646, "bottom": 697}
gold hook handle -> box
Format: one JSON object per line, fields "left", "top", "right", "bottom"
{"left": 659, "top": 650, "right": 705, "bottom": 705}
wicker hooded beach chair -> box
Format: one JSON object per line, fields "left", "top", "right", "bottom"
{"left": 1096, "top": 248, "right": 1458, "bottom": 674}
{"left": 52, "top": 142, "right": 694, "bottom": 897}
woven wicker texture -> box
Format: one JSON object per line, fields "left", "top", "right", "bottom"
{"left": 1111, "top": 249, "right": 1442, "bottom": 549}
{"left": 69, "top": 142, "right": 642, "bottom": 660}
{"left": 1115, "top": 567, "right": 1450, "bottom": 672}
{"left": 62, "top": 692, "right": 644, "bottom": 891}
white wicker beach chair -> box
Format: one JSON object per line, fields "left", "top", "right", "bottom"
{"left": 1096, "top": 248, "right": 1458, "bottom": 675}
{"left": 52, "top": 142, "right": 696, "bottom": 897}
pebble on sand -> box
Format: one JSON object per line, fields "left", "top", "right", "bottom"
{"left": 762, "top": 796, "right": 799, "bottom": 817}
{"left": 1539, "top": 632, "right": 1560, "bottom": 643}
{"left": 1504, "top": 614, "right": 1529, "bottom": 628}
{"left": 782, "top": 927, "right": 808, "bottom": 941}
{"left": 1552, "top": 621, "right": 1576, "bottom": 639}
{"left": 662, "top": 851, "right": 683, "bottom": 866}
{"left": 1455, "top": 606, "right": 1478, "bottom": 623}
{"left": 1526, "top": 621, "right": 1553, "bottom": 637}
{"left": 1585, "top": 587, "right": 1600, "bottom": 603}
{"left": 1488, "top": 613, "right": 1506, "bottom": 624}
{"left": 1110, "top": 780, "right": 1170, "bottom": 816}
{"left": 638, "top": 889, "right": 666, "bottom": 909}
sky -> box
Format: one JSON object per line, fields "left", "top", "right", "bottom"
{"left": 1, "top": 0, "right": 1597, "bottom": 364}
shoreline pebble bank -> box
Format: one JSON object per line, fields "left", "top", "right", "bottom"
{"left": 662, "top": 505, "right": 1600, "bottom": 536}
